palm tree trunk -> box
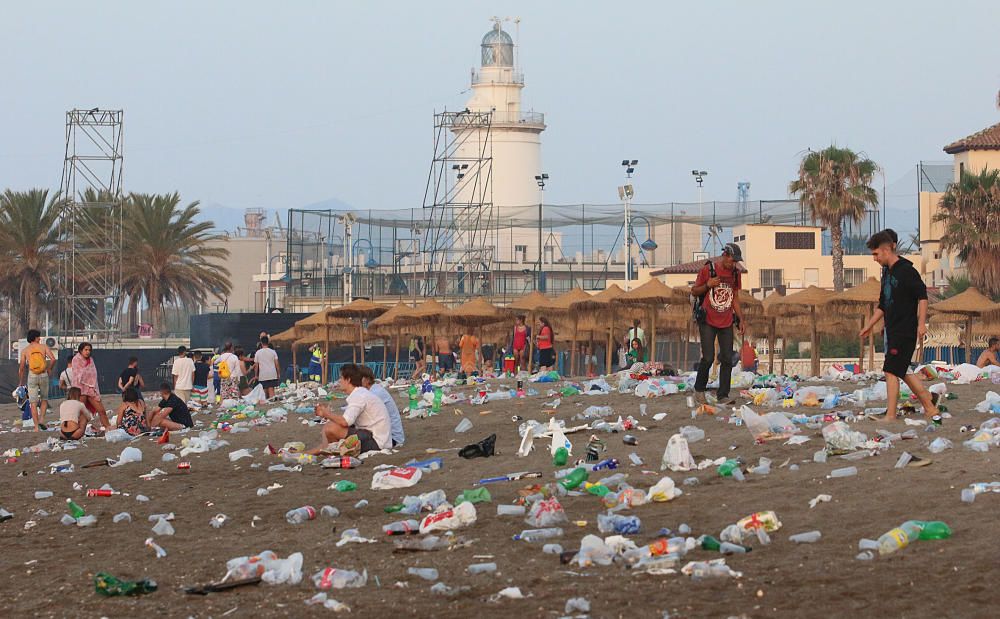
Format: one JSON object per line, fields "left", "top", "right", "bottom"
{"left": 831, "top": 219, "right": 845, "bottom": 292}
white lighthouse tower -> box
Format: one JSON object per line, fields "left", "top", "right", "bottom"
{"left": 453, "top": 19, "right": 547, "bottom": 265}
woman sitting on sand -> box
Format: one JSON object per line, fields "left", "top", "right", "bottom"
{"left": 116, "top": 387, "right": 150, "bottom": 437}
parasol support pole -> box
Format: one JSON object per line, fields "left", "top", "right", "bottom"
{"left": 323, "top": 324, "right": 330, "bottom": 385}
{"left": 393, "top": 328, "right": 401, "bottom": 380}
{"left": 381, "top": 331, "right": 388, "bottom": 379}
{"left": 571, "top": 314, "right": 579, "bottom": 377}
{"left": 858, "top": 315, "right": 865, "bottom": 372}
{"left": 810, "top": 305, "right": 819, "bottom": 377}
{"left": 768, "top": 317, "right": 776, "bottom": 375}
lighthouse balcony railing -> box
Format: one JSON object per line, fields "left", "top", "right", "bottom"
{"left": 471, "top": 69, "right": 524, "bottom": 85}
{"left": 489, "top": 111, "right": 545, "bottom": 126}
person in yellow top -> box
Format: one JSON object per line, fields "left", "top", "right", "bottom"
{"left": 459, "top": 328, "right": 481, "bottom": 376}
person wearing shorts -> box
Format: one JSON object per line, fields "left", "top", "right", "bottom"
{"left": 860, "top": 229, "right": 939, "bottom": 421}
{"left": 171, "top": 346, "right": 195, "bottom": 403}
{"left": 436, "top": 336, "right": 455, "bottom": 374}
{"left": 253, "top": 336, "right": 281, "bottom": 399}
{"left": 536, "top": 316, "right": 556, "bottom": 371}
{"left": 19, "top": 329, "right": 55, "bottom": 432}
{"left": 306, "top": 363, "right": 391, "bottom": 455}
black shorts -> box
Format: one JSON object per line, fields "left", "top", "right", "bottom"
{"left": 438, "top": 354, "right": 455, "bottom": 371}
{"left": 883, "top": 337, "right": 916, "bottom": 378}
{"left": 538, "top": 348, "right": 556, "bottom": 367}
{"left": 260, "top": 379, "right": 281, "bottom": 390}
{"left": 347, "top": 425, "right": 381, "bottom": 453}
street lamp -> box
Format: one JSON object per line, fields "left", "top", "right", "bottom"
{"left": 337, "top": 214, "right": 356, "bottom": 305}
{"left": 691, "top": 169, "right": 708, "bottom": 252}
{"left": 534, "top": 173, "right": 549, "bottom": 291}
{"left": 619, "top": 159, "right": 638, "bottom": 290}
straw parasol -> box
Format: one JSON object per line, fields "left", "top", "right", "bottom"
{"left": 450, "top": 298, "right": 504, "bottom": 327}
{"left": 826, "top": 277, "right": 881, "bottom": 371}
{"left": 767, "top": 286, "right": 836, "bottom": 377}
{"left": 400, "top": 299, "right": 452, "bottom": 374}
{"left": 929, "top": 287, "right": 1000, "bottom": 362}
{"left": 570, "top": 284, "right": 626, "bottom": 375}
{"left": 329, "top": 299, "right": 389, "bottom": 365}
{"left": 295, "top": 308, "right": 353, "bottom": 383}
{"left": 366, "top": 302, "right": 416, "bottom": 379}
{"left": 271, "top": 324, "right": 315, "bottom": 383}
{"left": 616, "top": 278, "right": 679, "bottom": 365}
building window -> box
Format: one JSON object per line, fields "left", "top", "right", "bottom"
{"left": 844, "top": 268, "right": 866, "bottom": 288}
{"left": 803, "top": 268, "right": 819, "bottom": 285}
{"left": 760, "top": 268, "right": 783, "bottom": 289}
{"left": 514, "top": 245, "right": 527, "bottom": 263}
{"left": 775, "top": 231, "right": 815, "bottom": 250}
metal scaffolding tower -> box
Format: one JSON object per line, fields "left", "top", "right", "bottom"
{"left": 58, "top": 109, "right": 124, "bottom": 342}
{"left": 422, "top": 110, "right": 495, "bottom": 297}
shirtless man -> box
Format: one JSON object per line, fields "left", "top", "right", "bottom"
{"left": 976, "top": 337, "right": 1000, "bottom": 368}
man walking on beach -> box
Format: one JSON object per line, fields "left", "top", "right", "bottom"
{"left": 19, "top": 329, "right": 55, "bottom": 431}
{"left": 691, "top": 243, "right": 746, "bottom": 405}
{"left": 860, "top": 229, "right": 939, "bottom": 420}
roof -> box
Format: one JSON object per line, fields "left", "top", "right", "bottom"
{"left": 930, "top": 287, "right": 1000, "bottom": 316}
{"left": 943, "top": 121, "right": 1000, "bottom": 154}
{"left": 650, "top": 256, "right": 749, "bottom": 276}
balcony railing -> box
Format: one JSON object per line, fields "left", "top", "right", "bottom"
{"left": 472, "top": 69, "right": 524, "bottom": 85}
{"left": 488, "top": 111, "right": 545, "bottom": 126}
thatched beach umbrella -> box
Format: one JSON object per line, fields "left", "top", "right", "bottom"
{"left": 826, "top": 277, "right": 881, "bottom": 371}
{"left": 271, "top": 324, "right": 316, "bottom": 383}
{"left": 367, "top": 302, "right": 416, "bottom": 379}
{"left": 295, "top": 308, "right": 352, "bottom": 383}
{"left": 930, "top": 287, "right": 1000, "bottom": 362}
{"left": 616, "top": 278, "right": 679, "bottom": 364}
{"left": 767, "top": 286, "right": 835, "bottom": 377}
{"left": 329, "top": 299, "right": 389, "bottom": 365}
{"left": 570, "top": 285, "right": 625, "bottom": 375}
{"left": 399, "top": 299, "right": 452, "bottom": 373}
{"left": 548, "top": 288, "right": 594, "bottom": 376}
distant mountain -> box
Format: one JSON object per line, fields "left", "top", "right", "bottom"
{"left": 195, "top": 198, "right": 356, "bottom": 233}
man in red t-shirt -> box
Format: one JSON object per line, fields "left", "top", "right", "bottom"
{"left": 690, "top": 243, "right": 746, "bottom": 404}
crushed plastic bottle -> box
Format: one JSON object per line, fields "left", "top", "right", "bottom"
{"left": 513, "top": 527, "right": 564, "bottom": 542}
{"left": 321, "top": 505, "right": 341, "bottom": 518}
{"left": 497, "top": 504, "right": 526, "bottom": 517}
{"left": 145, "top": 537, "right": 167, "bottom": 558}
{"left": 94, "top": 572, "right": 157, "bottom": 596}
{"left": 113, "top": 512, "right": 132, "bottom": 524}
{"left": 789, "top": 531, "right": 822, "bottom": 543}
{"left": 407, "top": 567, "right": 439, "bottom": 581}
{"left": 312, "top": 567, "right": 367, "bottom": 589}
{"left": 34, "top": 491, "right": 53, "bottom": 500}
{"left": 286, "top": 506, "right": 317, "bottom": 524}
{"left": 467, "top": 562, "right": 497, "bottom": 575}
{"left": 597, "top": 513, "right": 641, "bottom": 534}
{"left": 877, "top": 520, "right": 922, "bottom": 556}
{"left": 828, "top": 466, "right": 858, "bottom": 478}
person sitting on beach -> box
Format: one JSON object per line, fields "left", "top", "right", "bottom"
{"left": 306, "top": 364, "right": 390, "bottom": 455}
{"left": 976, "top": 337, "right": 999, "bottom": 368}
{"left": 359, "top": 365, "right": 404, "bottom": 447}
{"left": 59, "top": 387, "right": 92, "bottom": 440}
{"left": 115, "top": 387, "right": 149, "bottom": 436}
{"left": 626, "top": 337, "right": 644, "bottom": 366}
{"left": 149, "top": 382, "right": 194, "bottom": 431}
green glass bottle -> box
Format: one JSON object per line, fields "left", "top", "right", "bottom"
{"left": 700, "top": 535, "right": 722, "bottom": 551}
{"left": 94, "top": 572, "right": 158, "bottom": 596}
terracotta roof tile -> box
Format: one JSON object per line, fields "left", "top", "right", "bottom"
{"left": 943, "top": 121, "right": 1000, "bottom": 154}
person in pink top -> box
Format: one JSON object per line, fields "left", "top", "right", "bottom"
{"left": 70, "top": 342, "right": 111, "bottom": 432}
{"left": 511, "top": 315, "right": 530, "bottom": 372}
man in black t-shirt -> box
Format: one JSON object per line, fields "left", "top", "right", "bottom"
{"left": 149, "top": 382, "right": 194, "bottom": 430}
{"left": 860, "top": 230, "right": 939, "bottom": 421}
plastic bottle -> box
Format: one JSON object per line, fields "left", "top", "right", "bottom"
{"left": 34, "top": 491, "right": 53, "bottom": 499}
{"left": 553, "top": 447, "right": 568, "bottom": 466}
{"left": 312, "top": 567, "right": 367, "bottom": 590}
{"left": 496, "top": 504, "right": 526, "bottom": 517}
{"left": 597, "top": 513, "right": 641, "bottom": 534}
{"left": 542, "top": 543, "right": 563, "bottom": 554}
{"left": 512, "top": 527, "right": 564, "bottom": 542}
{"left": 321, "top": 505, "right": 340, "bottom": 518}
{"left": 559, "top": 467, "right": 589, "bottom": 490}
{"left": 66, "top": 499, "right": 85, "bottom": 519}
{"left": 145, "top": 537, "right": 167, "bottom": 558}
{"left": 877, "top": 520, "right": 922, "bottom": 556}
{"left": 408, "top": 384, "right": 419, "bottom": 411}
{"left": 408, "top": 567, "right": 439, "bottom": 581}
{"left": 913, "top": 520, "right": 952, "bottom": 540}
{"left": 828, "top": 466, "right": 858, "bottom": 478}
{"left": 87, "top": 489, "right": 121, "bottom": 497}
{"left": 590, "top": 458, "right": 619, "bottom": 472}
{"left": 406, "top": 457, "right": 443, "bottom": 472}
{"left": 700, "top": 535, "right": 722, "bottom": 551}
{"left": 322, "top": 456, "right": 361, "bottom": 469}
{"left": 432, "top": 386, "right": 443, "bottom": 413}
{"left": 383, "top": 519, "right": 421, "bottom": 535}
{"left": 467, "top": 562, "right": 497, "bottom": 575}
{"left": 333, "top": 480, "right": 357, "bottom": 492}
{"left": 113, "top": 512, "right": 132, "bottom": 523}
{"left": 717, "top": 459, "right": 740, "bottom": 477}
{"left": 789, "top": 531, "right": 822, "bottom": 543}
{"left": 285, "top": 505, "right": 317, "bottom": 524}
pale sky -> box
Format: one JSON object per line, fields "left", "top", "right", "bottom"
{"left": 2, "top": 1, "right": 998, "bottom": 228}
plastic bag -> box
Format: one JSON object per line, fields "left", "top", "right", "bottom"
{"left": 661, "top": 434, "right": 696, "bottom": 472}
{"left": 371, "top": 467, "right": 422, "bottom": 490}
{"left": 104, "top": 429, "right": 131, "bottom": 443}
{"left": 739, "top": 406, "right": 771, "bottom": 440}
{"left": 648, "top": 476, "right": 682, "bottom": 502}
{"left": 112, "top": 446, "right": 143, "bottom": 467}
{"left": 419, "top": 501, "right": 477, "bottom": 534}
{"left": 576, "top": 534, "right": 615, "bottom": 567}
{"left": 975, "top": 392, "right": 1000, "bottom": 414}
{"left": 525, "top": 497, "right": 568, "bottom": 527}
{"left": 243, "top": 384, "right": 266, "bottom": 404}
{"left": 822, "top": 421, "right": 867, "bottom": 452}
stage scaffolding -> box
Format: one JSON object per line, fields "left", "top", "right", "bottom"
{"left": 285, "top": 199, "right": 807, "bottom": 307}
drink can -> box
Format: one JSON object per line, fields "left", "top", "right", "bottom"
{"left": 931, "top": 415, "right": 942, "bottom": 426}
{"left": 177, "top": 462, "right": 191, "bottom": 470}
{"left": 686, "top": 396, "right": 695, "bottom": 408}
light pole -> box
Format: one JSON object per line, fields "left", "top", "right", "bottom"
{"left": 534, "top": 173, "right": 549, "bottom": 291}
{"left": 619, "top": 159, "right": 638, "bottom": 290}
{"left": 691, "top": 169, "right": 708, "bottom": 252}
{"left": 338, "top": 214, "right": 356, "bottom": 305}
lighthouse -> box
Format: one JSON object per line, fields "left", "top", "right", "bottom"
{"left": 452, "top": 19, "right": 547, "bottom": 265}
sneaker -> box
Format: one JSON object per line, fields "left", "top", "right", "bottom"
{"left": 717, "top": 396, "right": 737, "bottom": 406}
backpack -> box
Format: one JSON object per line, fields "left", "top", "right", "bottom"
{"left": 218, "top": 355, "right": 232, "bottom": 379}
{"left": 692, "top": 261, "right": 718, "bottom": 324}
{"left": 28, "top": 349, "right": 48, "bottom": 375}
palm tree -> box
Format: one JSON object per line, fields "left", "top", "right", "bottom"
{"left": 940, "top": 274, "right": 971, "bottom": 299}
{"left": 0, "top": 189, "right": 65, "bottom": 331}
{"left": 934, "top": 168, "right": 1000, "bottom": 297}
{"left": 122, "top": 192, "right": 231, "bottom": 336}
{"left": 789, "top": 146, "right": 880, "bottom": 291}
